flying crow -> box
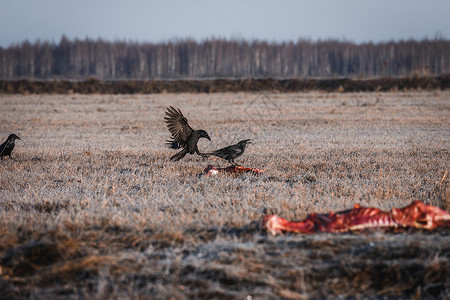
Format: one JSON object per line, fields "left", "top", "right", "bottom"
{"left": 165, "top": 106, "right": 211, "bottom": 161}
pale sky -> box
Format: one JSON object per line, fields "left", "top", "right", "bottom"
{"left": 1, "top": 0, "right": 449, "bottom": 47}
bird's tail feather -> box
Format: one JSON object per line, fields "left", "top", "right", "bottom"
{"left": 166, "top": 139, "right": 180, "bottom": 149}
{"left": 170, "top": 149, "right": 188, "bottom": 161}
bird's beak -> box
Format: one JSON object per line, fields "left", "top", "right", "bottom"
{"left": 17, "top": 137, "right": 21, "bottom": 140}
{"left": 207, "top": 136, "right": 211, "bottom": 141}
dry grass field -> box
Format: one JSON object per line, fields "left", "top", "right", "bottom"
{"left": 0, "top": 91, "right": 449, "bottom": 299}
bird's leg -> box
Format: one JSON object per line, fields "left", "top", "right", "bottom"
{"left": 195, "top": 147, "right": 207, "bottom": 157}
{"left": 196, "top": 149, "right": 207, "bottom": 159}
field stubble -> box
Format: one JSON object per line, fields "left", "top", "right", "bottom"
{"left": 0, "top": 91, "right": 449, "bottom": 299}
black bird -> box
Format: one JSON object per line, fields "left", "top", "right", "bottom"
{"left": 0, "top": 134, "right": 21, "bottom": 160}
{"left": 164, "top": 106, "right": 211, "bottom": 161}
{"left": 202, "top": 139, "right": 251, "bottom": 166}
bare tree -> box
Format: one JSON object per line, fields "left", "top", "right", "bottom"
{"left": 1, "top": 37, "right": 449, "bottom": 80}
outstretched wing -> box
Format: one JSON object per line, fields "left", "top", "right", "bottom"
{"left": 165, "top": 139, "right": 181, "bottom": 149}
{"left": 164, "top": 106, "right": 194, "bottom": 148}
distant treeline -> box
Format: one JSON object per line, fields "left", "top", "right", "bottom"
{"left": 1, "top": 36, "right": 449, "bottom": 80}
{"left": 1, "top": 75, "right": 449, "bottom": 94}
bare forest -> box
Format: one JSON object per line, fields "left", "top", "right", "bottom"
{"left": 1, "top": 37, "right": 449, "bottom": 80}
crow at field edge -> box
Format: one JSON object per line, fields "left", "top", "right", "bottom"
{"left": 202, "top": 139, "right": 251, "bottom": 166}
{"left": 164, "top": 106, "right": 211, "bottom": 161}
{"left": 0, "top": 134, "right": 21, "bottom": 160}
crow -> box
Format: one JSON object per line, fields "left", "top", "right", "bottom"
{"left": 202, "top": 139, "right": 251, "bottom": 166}
{"left": 164, "top": 106, "right": 211, "bottom": 161}
{"left": 0, "top": 134, "right": 21, "bottom": 160}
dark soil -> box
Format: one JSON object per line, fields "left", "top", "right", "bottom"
{"left": 1, "top": 75, "right": 449, "bottom": 94}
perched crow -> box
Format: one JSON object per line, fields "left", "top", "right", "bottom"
{"left": 0, "top": 134, "right": 21, "bottom": 160}
{"left": 164, "top": 106, "right": 211, "bottom": 161}
{"left": 202, "top": 139, "right": 251, "bottom": 166}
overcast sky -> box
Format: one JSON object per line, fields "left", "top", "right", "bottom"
{"left": 1, "top": 0, "right": 449, "bottom": 47}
